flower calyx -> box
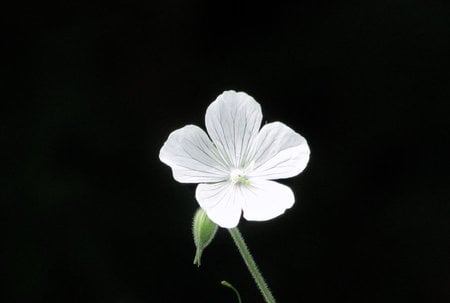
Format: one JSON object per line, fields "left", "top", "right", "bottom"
{"left": 192, "top": 208, "right": 218, "bottom": 267}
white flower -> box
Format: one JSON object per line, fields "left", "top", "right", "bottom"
{"left": 159, "top": 90, "right": 310, "bottom": 228}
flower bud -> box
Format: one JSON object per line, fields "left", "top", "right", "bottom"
{"left": 192, "top": 208, "right": 218, "bottom": 267}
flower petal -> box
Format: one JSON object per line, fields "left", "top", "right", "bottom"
{"left": 241, "top": 180, "right": 295, "bottom": 221}
{"left": 205, "top": 90, "right": 262, "bottom": 169}
{"left": 248, "top": 122, "right": 310, "bottom": 180}
{"left": 159, "top": 125, "right": 229, "bottom": 183}
{"left": 196, "top": 182, "right": 242, "bottom": 228}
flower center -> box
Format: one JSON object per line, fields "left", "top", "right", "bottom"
{"left": 229, "top": 169, "right": 251, "bottom": 186}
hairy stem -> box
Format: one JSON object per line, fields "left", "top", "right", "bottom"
{"left": 228, "top": 227, "right": 276, "bottom": 303}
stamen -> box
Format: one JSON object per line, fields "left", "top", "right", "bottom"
{"left": 229, "top": 169, "right": 250, "bottom": 186}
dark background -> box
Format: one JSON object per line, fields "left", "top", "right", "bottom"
{"left": 3, "top": 1, "right": 450, "bottom": 302}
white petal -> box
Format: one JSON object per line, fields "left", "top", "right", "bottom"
{"left": 248, "top": 122, "right": 310, "bottom": 180}
{"left": 241, "top": 180, "right": 295, "bottom": 221}
{"left": 159, "top": 125, "right": 229, "bottom": 183}
{"left": 205, "top": 90, "right": 262, "bottom": 169}
{"left": 196, "top": 182, "right": 242, "bottom": 228}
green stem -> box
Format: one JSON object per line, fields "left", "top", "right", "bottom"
{"left": 221, "top": 280, "right": 242, "bottom": 303}
{"left": 228, "top": 228, "right": 276, "bottom": 303}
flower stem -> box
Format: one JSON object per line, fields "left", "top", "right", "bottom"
{"left": 228, "top": 228, "right": 276, "bottom": 303}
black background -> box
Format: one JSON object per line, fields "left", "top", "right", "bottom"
{"left": 3, "top": 1, "right": 450, "bottom": 302}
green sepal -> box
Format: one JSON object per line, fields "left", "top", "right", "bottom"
{"left": 192, "top": 208, "right": 218, "bottom": 267}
